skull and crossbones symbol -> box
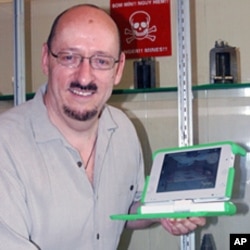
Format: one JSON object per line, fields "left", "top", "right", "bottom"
{"left": 125, "top": 11, "right": 157, "bottom": 44}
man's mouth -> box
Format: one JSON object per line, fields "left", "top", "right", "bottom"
{"left": 68, "top": 82, "right": 97, "bottom": 97}
{"left": 69, "top": 88, "right": 94, "bottom": 96}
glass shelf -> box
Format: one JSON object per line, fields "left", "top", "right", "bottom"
{"left": 1, "top": 83, "right": 250, "bottom": 101}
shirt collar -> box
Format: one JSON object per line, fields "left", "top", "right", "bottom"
{"left": 31, "top": 84, "right": 118, "bottom": 143}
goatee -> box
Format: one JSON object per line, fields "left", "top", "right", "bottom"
{"left": 64, "top": 81, "right": 98, "bottom": 121}
{"left": 63, "top": 105, "right": 98, "bottom": 121}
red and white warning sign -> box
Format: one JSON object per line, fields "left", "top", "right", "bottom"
{"left": 110, "top": 0, "right": 172, "bottom": 59}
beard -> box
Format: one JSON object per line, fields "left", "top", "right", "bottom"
{"left": 63, "top": 81, "right": 99, "bottom": 121}
{"left": 63, "top": 105, "right": 98, "bottom": 121}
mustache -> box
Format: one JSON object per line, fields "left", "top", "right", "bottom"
{"left": 70, "top": 81, "right": 98, "bottom": 91}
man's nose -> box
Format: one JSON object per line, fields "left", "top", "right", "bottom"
{"left": 75, "top": 58, "right": 94, "bottom": 84}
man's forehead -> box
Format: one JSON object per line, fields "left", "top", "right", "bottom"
{"left": 50, "top": 5, "right": 120, "bottom": 55}
{"left": 56, "top": 7, "right": 116, "bottom": 37}
{"left": 59, "top": 6, "right": 111, "bottom": 26}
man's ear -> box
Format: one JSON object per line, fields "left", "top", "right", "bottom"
{"left": 114, "top": 52, "right": 126, "bottom": 86}
{"left": 41, "top": 43, "right": 49, "bottom": 76}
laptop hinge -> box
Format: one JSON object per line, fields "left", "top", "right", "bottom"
{"left": 173, "top": 199, "right": 193, "bottom": 212}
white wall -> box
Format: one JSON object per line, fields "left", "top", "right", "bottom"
{"left": 1, "top": 0, "right": 250, "bottom": 94}
{"left": 0, "top": 2, "right": 14, "bottom": 94}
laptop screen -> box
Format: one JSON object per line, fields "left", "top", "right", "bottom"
{"left": 156, "top": 148, "right": 221, "bottom": 193}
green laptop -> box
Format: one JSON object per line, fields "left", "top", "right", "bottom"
{"left": 111, "top": 141, "right": 246, "bottom": 220}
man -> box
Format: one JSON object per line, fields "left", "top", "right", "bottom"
{"left": 0, "top": 4, "right": 205, "bottom": 250}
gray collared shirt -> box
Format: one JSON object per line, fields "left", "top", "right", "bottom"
{"left": 0, "top": 85, "right": 144, "bottom": 250}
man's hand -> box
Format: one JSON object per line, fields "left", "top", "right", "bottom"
{"left": 160, "top": 217, "right": 206, "bottom": 235}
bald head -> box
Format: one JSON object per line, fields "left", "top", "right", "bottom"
{"left": 47, "top": 4, "right": 121, "bottom": 55}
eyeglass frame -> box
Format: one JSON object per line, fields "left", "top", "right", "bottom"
{"left": 48, "top": 48, "right": 120, "bottom": 70}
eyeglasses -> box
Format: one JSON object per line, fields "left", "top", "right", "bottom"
{"left": 49, "top": 50, "right": 120, "bottom": 70}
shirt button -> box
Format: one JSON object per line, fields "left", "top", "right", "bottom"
{"left": 77, "top": 161, "right": 82, "bottom": 168}
{"left": 130, "top": 185, "right": 134, "bottom": 191}
{"left": 96, "top": 233, "right": 100, "bottom": 240}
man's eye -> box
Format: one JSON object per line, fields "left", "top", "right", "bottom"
{"left": 96, "top": 58, "right": 109, "bottom": 65}
{"left": 61, "top": 54, "right": 74, "bottom": 62}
